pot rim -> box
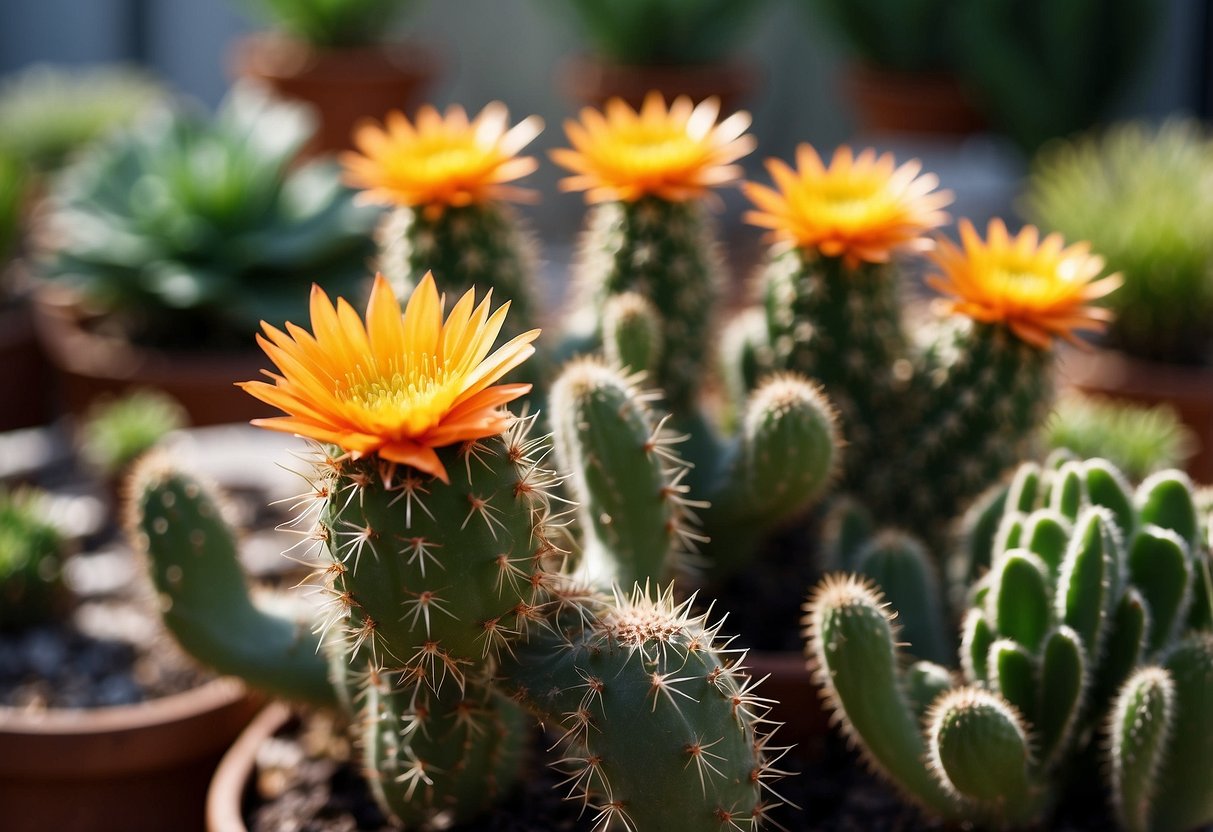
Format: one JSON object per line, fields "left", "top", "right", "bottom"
{"left": 206, "top": 700, "right": 292, "bottom": 832}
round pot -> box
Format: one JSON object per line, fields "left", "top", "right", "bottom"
{"left": 844, "top": 64, "right": 986, "bottom": 136}
{"left": 230, "top": 33, "right": 439, "bottom": 154}
{"left": 0, "top": 299, "right": 52, "bottom": 431}
{"left": 207, "top": 701, "right": 292, "bottom": 832}
{"left": 0, "top": 678, "right": 262, "bottom": 832}
{"left": 30, "top": 287, "right": 275, "bottom": 428}
{"left": 1062, "top": 347, "right": 1213, "bottom": 484}
{"left": 561, "top": 53, "right": 760, "bottom": 112}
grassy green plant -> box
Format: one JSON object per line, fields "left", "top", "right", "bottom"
{"left": 1044, "top": 392, "right": 1195, "bottom": 481}
{"left": 243, "top": 0, "right": 417, "bottom": 48}
{"left": 0, "top": 64, "right": 164, "bottom": 173}
{"left": 78, "top": 390, "right": 187, "bottom": 480}
{"left": 545, "top": 0, "right": 770, "bottom": 65}
{"left": 40, "top": 83, "right": 377, "bottom": 351}
{"left": 1025, "top": 120, "right": 1213, "bottom": 364}
{"left": 0, "top": 487, "right": 65, "bottom": 632}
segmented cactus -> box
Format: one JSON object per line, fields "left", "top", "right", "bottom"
{"left": 130, "top": 274, "right": 784, "bottom": 829}
{"left": 0, "top": 488, "right": 65, "bottom": 632}
{"left": 743, "top": 146, "right": 1119, "bottom": 547}
{"left": 805, "top": 457, "right": 1213, "bottom": 831}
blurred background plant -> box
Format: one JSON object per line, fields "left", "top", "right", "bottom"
{"left": 0, "top": 487, "right": 66, "bottom": 632}
{"left": 1025, "top": 120, "right": 1213, "bottom": 366}
{"left": 0, "top": 153, "right": 27, "bottom": 268}
{"left": 77, "top": 390, "right": 188, "bottom": 482}
{"left": 799, "top": 0, "right": 954, "bottom": 73}
{"left": 1043, "top": 392, "right": 1195, "bottom": 481}
{"left": 241, "top": 0, "right": 418, "bottom": 48}
{"left": 37, "top": 83, "right": 378, "bottom": 351}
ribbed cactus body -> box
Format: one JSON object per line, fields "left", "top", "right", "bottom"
{"left": 573, "top": 197, "right": 722, "bottom": 410}
{"left": 807, "top": 457, "right": 1213, "bottom": 831}
{"left": 503, "top": 587, "right": 777, "bottom": 832}
{"left": 762, "top": 248, "right": 905, "bottom": 491}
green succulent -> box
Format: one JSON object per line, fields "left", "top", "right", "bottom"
{"left": 545, "top": 0, "right": 770, "bottom": 65}
{"left": 0, "top": 64, "right": 165, "bottom": 174}
{"left": 41, "top": 83, "right": 378, "bottom": 351}
{"left": 796, "top": 0, "right": 956, "bottom": 72}
{"left": 243, "top": 0, "right": 418, "bottom": 48}
{"left": 78, "top": 389, "right": 188, "bottom": 479}
{"left": 1025, "top": 120, "right": 1213, "bottom": 364}
{"left": 0, "top": 487, "right": 66, "bottom": 632}
{"left": 1044, "top": 393, "right": 1195, "bottom": 482}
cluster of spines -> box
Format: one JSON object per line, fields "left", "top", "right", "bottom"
{"left": 805, "top": 457, "right": 1213, "bottom": 831}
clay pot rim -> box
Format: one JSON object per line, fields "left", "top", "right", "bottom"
{"left": 206, "top": 700, "right": 292, "bottom": 832}
{"left": 231, "top": 31, "right": 440, "bottom": 82}
{"left": 1061, "top": 346, "right": 1213, "bottom": 406}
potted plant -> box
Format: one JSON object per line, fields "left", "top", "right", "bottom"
{"left": 540, "top": 0, "right": 770, "bottom": 110}
{"left": 31, "top": 82, "right": 378, "bottom": 426}
{"left": 230, "top": 0, "right": 437, "bottom": 153}
{"left": 0, "top": 64, "right": 166, "bottom": 432}
{"left": 1024, "top": 119, "right": 1213, "bottom": 480}
{"left": 0, "top": 484, "right": 261, "bottom": 832}
{"left": 127, "top": 273, "right": 798, "bottom": 830}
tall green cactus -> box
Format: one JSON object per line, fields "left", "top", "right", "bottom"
{"left": 129, "top": 273, "right": 786, "bottom": 829}
{"left": 805, "top": 456, "right": 1213, "bottom": 831}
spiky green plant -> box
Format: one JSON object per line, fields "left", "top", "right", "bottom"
{"left": 243, "top": 0, "right": 417, "bottom": 48}
{"left": 806, "top": 456, "right": 1213, "bottom": 831}
{"left": 0, "top": 64, "right": 164, "bottom": 173}
{"left": 78, "top": 389, "right": 187, "bottom": 480}
{"left": 1044, "top": 393, "right": 1195, "bottom": 482}
{"left": 1025, "top": 120, "right": 1213, "bottom": 364}
{"left": 40, "top": 82, "right": 377, "bottom": 351}
{"left": 0, "top": 487, "right": 66, "bottom": 632}
{"left": 128, "top": 277, "right": 788, "bottom": 829}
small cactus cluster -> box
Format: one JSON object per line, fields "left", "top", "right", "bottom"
{"left": 0, "top": 487, "right": 66, "bottom": 632}
{"left": 805, "top": 455, "right": 1213, "bottom": 831}
{"left": 738, "top": 146, "right": 1119, "bottom": 547}
{"left": 128, "top": 275, "right": 790, "bottom": 830}
{"left": 554, "top": 94, "right": 841, "bottom": 574}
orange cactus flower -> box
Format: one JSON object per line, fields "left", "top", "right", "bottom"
{"left": 743, "top": 145, "right": 953, "bottom": 269}
{"left": 341, "top": 102, "right": 543, "bottom": 218}
{"left": 928, "top": 219, "right": 1121, "bottom": 350}
{"left": 240, "top": 273, "right": 539, "bottom": 482}
{"left": 551, "top": 91, "right": 755, "bottom": 204}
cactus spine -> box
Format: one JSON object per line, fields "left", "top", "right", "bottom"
{"left": 806, "top": 457, "right": 1213, "bottom": 831}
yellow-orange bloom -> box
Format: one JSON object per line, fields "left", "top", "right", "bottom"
{"left": 743, "top": 145, "right": 953, "bottom": 269}
{"left": 240, "top": 273, "right": 539, "bottom": 482}
{"left": 928, "top": 219, "right": 1120, "bottom": 350}
{"left": 341, "top": 103, "right": 543, "bottom": 217}
{"left": 551, "top": 92, "right": 755, "bottom": 204}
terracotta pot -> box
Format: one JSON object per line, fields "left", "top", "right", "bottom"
{"left": 0, "top": 299, "right": 52, "bottom": 431}
{"left": 207, "top": 701, "right": 292, "bottom": 832}
{"left": 31, "top": 287, "right": 275, "bottom": 428}
{"left": 561, "top": 53, "right": 760, "bottom": 113}
{"left": 0, "top": 678, "right": 262, "bottom": 832}
{"left": 1062, "top": 347, "right": 1213, "bottom": 484}
{"left": 843, "top": 63, "right": 986, "bottom": 136}
{"left": 230, "top": 33, "right": 438, "bottom": 154}
{"left": 746, "top": 650, "right": 832, "bottom": 752}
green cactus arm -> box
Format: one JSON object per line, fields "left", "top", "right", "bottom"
{"left": 1050, "top": 461, "right": 1086, "bottom": 521}
{"left": 925, "top": 687, "right": 1042, "bottom": 824}
{"left": 1056, "top": 509, "right": 1115, "bottom": 659}
{"left": 1020, "top": 509, "right": 1072, "bottom": 576}
{"left": 1036, "top": 626, "right": 1086, "bottom": 767}
{"left": 1092, "top": 588, "right": 1149, "bottom": 714}
{"left": 1136, "top": 470, "right": 1200, "bottom": 549}
{"left": 953, "top": 480, "right": 1010, "bottom": 588}
{"left": 1084, "top": 459, "right": 1137, "bottom": 542}
{"left": 1006, "top": 461, "right": 1043, "bottom": 512}
{"left": 904, "top": 661, "right": 954, "bottom": 719}
{"left": 126, "top": 455, "right": 333, "bottom": 705}
{"left": 988, "top": 639, "right": 1038, "bottom": 727}
{"left": 804, "top": 575, "right": 962, "bottom": 819}
{"left": 961, "top": 608, "right": 995, "bottom": 684}
{"left": 499, "top": 586, "right": 776, "bottom": 831}
{"left": 853, "top": 531, "right": 950, "bottom": 665}
{"left": 1128, "top": 527, "right": 1192, "bottom": 654}
{"left": 549, "top": 359, "right": 696, "bottom": 589}
{"left": 1108, "top": 666, "right": 1175, "bottom": 832}
{"left": 820, "top": 496, "right": 876, "bottom": 573}
{"left": 991, "top": 511, "right": 1026, "bottom": 559}
{"left": 601, "top": 291, "right": 663, "bottom": 376}
{"left": 1148, "top": 634, "right": 1213, "bottom": 832}
{"left": 989, "top": 550, "right": 1052, "bottom": 653}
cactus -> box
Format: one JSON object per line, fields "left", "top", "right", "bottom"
{"left": 0, "top": 487, "right": 66, "bottom": 632}
{"left": 79, "top": 389, "right": 187, "bottom": 481}
{"left": 743, "top": 146, "right": 1119, "bottom": 546}
{"left": 129, "top": 273, "right": 784, "bottom": 829}
{"left": 805, "top": 456, "right": 1213, "bottom": 831}
{"left": 342, "top": 103, "right": 547, "bottom": 387}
